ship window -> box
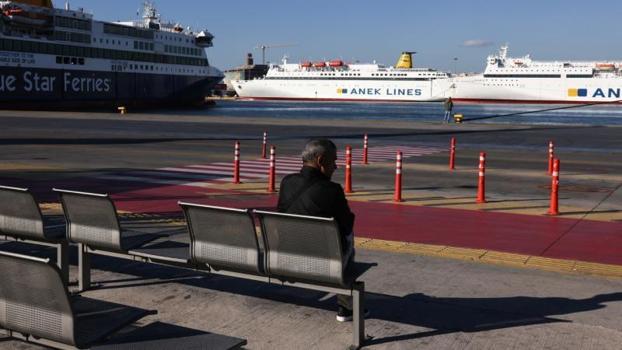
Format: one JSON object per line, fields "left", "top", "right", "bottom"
{"left": 56, "top": 56, "right": 62, "bottom": 64}
{"left": 71, "top": 57, "right": 77, "bottom": 65}
{"left": 63, "top": 56, "right": 70, "bottom": 64}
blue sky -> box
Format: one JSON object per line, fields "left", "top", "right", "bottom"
{"left": 68, "top": 0, "right": 622, "bottom": 73}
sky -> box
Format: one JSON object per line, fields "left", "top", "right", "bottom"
{"left": 67, "top": 0, "right": 622, "bottom": 73}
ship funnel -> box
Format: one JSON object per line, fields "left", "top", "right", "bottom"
{"left": 396, "top": 51, "right": 416, "bottom": 69}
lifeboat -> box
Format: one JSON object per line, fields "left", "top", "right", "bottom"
{"left": 514, "top": 60, "right": 523, "bottom": 66}
{"left": 596, "top": 63, "right": 615, "bottom": 70}
{"left": 11, "top": 0, "right": 53, "bottom": 8}
{"left": 1, "top": 3, "right": 51, "bottom": 27}
{"left": 313, "top": 61, "right": 326, "bottom": 68}
{"left": 300, "top": 61, "right": 312, "bottom": 68}
{"left": 3, "top": 8, "right": 24, "bottom": 16}
{"left": 329, "top": 59, "right": 343, "bottom": 67}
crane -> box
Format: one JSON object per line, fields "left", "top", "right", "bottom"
{"left": 255, "top": 44, "right": 296, "bottom": 64}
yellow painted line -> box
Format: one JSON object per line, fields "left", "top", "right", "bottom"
{"left": 357, "top": 239, "right": 407, "bottom": 252}
{"left": 574, "top": 261, "right": 622, "bottom": 278}
{"left": 354, "top": 237, "right": 372, "bottom": 246}
{"left": 439, "top": 246, "right": 487, "bottom": 261}
{"left": 40, "top": 203, "right": 62, "bottom": 211}
{"left": 398, "top": 243, "right": 446, "bottom": 255}
{"left": 481, "top": 251, "right": 530, "bottom": 266}
{"left": 0, "top": 163, "right": 62, "bottom": 170}
{"left": 525, "top": 256, "right": 577, "bottom": 272}
{"left": 356, "top": 237, "right": 622, "bottom": 279}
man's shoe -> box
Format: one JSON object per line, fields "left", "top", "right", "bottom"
{"left": 336, "top": 306, "right": 370, "bottom": 322}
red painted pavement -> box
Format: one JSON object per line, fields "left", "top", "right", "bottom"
{"left": 106, "top": 182, "right": 622, "bottom": 266}
{"left": 13, "top": 173, "right": 620, "bottom": 267}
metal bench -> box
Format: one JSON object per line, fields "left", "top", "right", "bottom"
{"left": 49, "top": 193, "right": 370, "bottom": 348}
{"left": 0, "top": 250, "right": 152, "bottom": 349}
{"left": 180, "top": 203, "right": 368, "bottom": 348}
{"left": 54, "top": 188, "right": 166, "bottom": 291}
{"left": 180, "top": 202, "right": 267, "bottom": 280}
{"left": 255, "top": 209, "right": 367, "bottom": 349}
{"left": 0, "top": 185, "right": 69, "bottom": 284}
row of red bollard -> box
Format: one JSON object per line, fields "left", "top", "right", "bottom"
{"left": 391, "top": 138, "right": 560, "bottom": 213}
{"left": 232, "top": 137, "right": 276, "bottom": 192}
{"left": 233, "top": 132, "right": 562, "bottom": 215}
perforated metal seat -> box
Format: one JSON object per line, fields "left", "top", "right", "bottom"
{"left": 0, "top": 185, "right": 68, "bottom": 283}
{"left": 0, "top": 251, "right": 151, "bottom": 349}
{"left": 54, "top": 189, "right": 164, "bottom": 291}
{"left": 55, "top": 189, "right": 159, "bottom": 252}
{"left": 254, "top": 210, "right": 351, "bottom": 287}
{"left": 0, "top": 185, "right": 65, "bottom": 241}
{"left": 180, "top": 202, "right": 263, "bottom": 275}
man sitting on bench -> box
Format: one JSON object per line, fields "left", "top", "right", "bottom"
{"left": 278, "top": 138, "right": 365, "bottom": 322}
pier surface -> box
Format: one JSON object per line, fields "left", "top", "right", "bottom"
{"left": 1, "top": 109, "right": 621, "bottom": 349}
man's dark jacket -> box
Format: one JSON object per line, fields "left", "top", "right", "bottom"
{"left": 277, "top": 166, "right": 355, "bottom": 251}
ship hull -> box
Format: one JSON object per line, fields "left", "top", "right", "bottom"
{"left": 233, "top": 78, "right": 447, "bottom": 102}
{"left": 0, "top": 66, "right": 221, "bottom": 109}
{"left": 444, "top": 75, "right": 622, "bottom": 104}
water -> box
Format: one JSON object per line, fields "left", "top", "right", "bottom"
{"left": 202, "top": 100, "right": 622, "bottom": 126}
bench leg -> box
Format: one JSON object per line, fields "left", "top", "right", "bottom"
{"left": 78, "top": 243, "right": 91, "bottom": 292}
{"left": 56, "top": 241, "right": 69, "bottom": 286}
{"left": 352, "top": 281, "right": 365, "bottom": 349}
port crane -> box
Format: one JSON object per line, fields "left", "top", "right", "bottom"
{"left": 255, "top": 44, "right": 296, "bottom": 64}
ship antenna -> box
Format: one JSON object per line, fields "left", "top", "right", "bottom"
{"left": 499, "top": 44, "right": 508, "bottom": 59}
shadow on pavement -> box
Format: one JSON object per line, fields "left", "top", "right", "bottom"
{"left": 3, "top": 241, "right": 621, "bottom": 348}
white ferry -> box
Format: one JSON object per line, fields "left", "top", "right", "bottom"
{"left": 0, "top": 0, "right": 223, "bottom": 109}
{"left": 232, "top": 52, "right": 450, "bottom": 102}
{"left": 446, "top": 45, "right": 622, "bottom": 104}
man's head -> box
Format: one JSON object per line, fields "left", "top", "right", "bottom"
{"left": 302, "top": 139, "right": 338, "bottom": 179}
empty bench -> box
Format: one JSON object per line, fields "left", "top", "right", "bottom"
{"left": 53, "top": 189, "right": 370, "bottom": 348}
{"left": 0, "top": 185, "right": 68, "bottom": 284}
{"left": 54, "top": 188, "right": 169, "bottom": 291}
{"left": 0, "top": 250, "right": 152, "bottom": 349}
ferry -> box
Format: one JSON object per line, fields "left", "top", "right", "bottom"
{"left": 232, "top": 52, "right": 451, "bottom": 102}
{"left": 445, "top": 45, "right": 622, "bottom": 104}
{"left": 0, "top": 0, "right": 223, "bottom": 109}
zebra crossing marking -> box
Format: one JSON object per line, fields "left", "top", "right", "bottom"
{"left": 96, "top": 145, "right": 443, "bottom": 187}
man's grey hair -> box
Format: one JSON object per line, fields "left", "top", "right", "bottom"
{"left": 302, "top": 139, "right": 337, "bottom": 163}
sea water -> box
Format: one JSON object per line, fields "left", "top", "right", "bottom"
{"left": 203, "top": 100, "right": 622, "bottom": 126}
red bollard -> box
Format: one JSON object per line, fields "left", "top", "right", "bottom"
{"left": 261, "top": 131, "right": 267, "bottom": 159}
{"left": 476, "top": 152, "right": 486, "bottom": 203}
{"left": 363, "top": 133, "right": 369, "bottom": 165}
{"left": 267, "top": 146, "right": 276, "bottom": 192}
{"left": 233, "top": 141, "right": 240, "bottom": 184}
{"left": 548, "top": 158, "right": 560, "bottom": 215}
{"left": 345, "top": 145, "right": 353, "bottom": 193}
{"left": 394, "top": 151, "right": 403, "bottom": 202}
{"left": 449, "top": 137, "right": 456, "bottom": 170}
{"left": 548, "top": 140, "right": 554, "bottom": 175}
